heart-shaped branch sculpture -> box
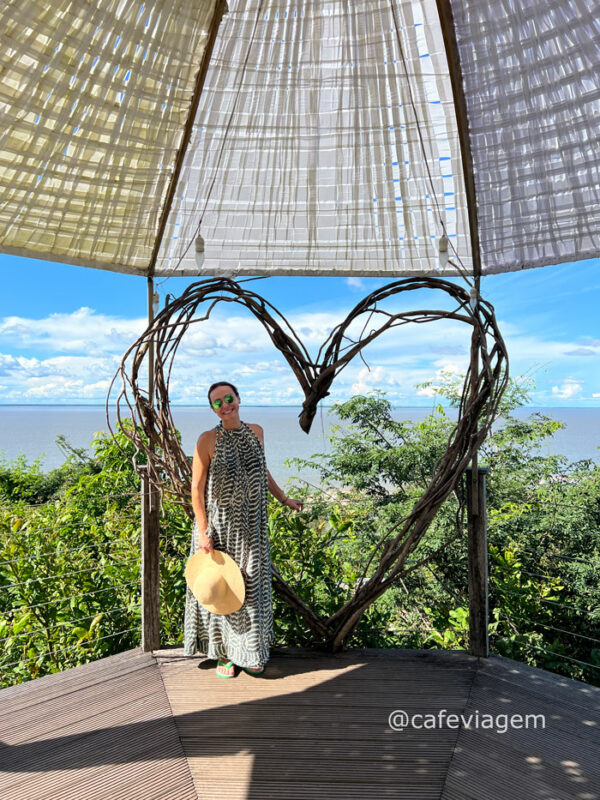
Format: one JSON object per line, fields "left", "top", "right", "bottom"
{"left": 108, "top": 277, "right": 508, "bottom": 650}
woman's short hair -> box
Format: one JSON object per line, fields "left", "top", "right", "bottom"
{"left": 207, "top": 381, "right": 240, "bottom": 404}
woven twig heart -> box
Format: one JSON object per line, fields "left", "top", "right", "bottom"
{"left": 112, "top": 277, "right": 508, "bottom": 650}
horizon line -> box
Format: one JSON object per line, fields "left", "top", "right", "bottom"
{"left": 1, "top": 403, "right": 599, "bottom": 410}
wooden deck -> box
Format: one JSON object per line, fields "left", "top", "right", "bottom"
{"left": 1, "top": 647, "right": 599, "bottom": 800}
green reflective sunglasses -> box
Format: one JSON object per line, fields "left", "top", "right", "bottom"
{"left": 211, "top": 394, "right": 235, "bottom": 410}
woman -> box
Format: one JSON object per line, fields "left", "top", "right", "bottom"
{"left": 183, "top": 380, "right": 303, "bottom": 678}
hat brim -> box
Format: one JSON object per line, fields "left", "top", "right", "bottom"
{"left": 185, "top": 549, "right": 245, "bottom": 615}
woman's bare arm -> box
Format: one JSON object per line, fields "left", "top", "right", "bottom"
{"left": 191, "top": 430, "right": 215, "bottom": 552}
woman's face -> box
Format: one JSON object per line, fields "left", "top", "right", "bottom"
{"left": 209, "top": 384, "right": 240, "bottom": 423}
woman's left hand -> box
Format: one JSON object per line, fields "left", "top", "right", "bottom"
{"left": 284, "top": 497, "right": 303, "bottom": 512}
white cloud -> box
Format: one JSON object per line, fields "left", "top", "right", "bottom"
{"left": 1, "top": 353, "right": 118, "bottom": 379}
{"left": 0, "top": 348, "right": 122, "bottom": 402}
{"left": 23, "top": 376, "right": 85, "bottom": 400}
{"left": 351, "top": 365, "right": 401, "bottom": 394}
{"left": 432, "top": 359, "right": 464, "bottom": 374}
{"left": 235, "top": 361, "right": 289, "bottom": 376}
{"left": 0, "top": 308, "right": 145, "bottom": 354}
{"left": 551, "top": 379, "right": 583, "bottom": 400}
{"left": 1, "top": 300, "right": 599, "bottom": 406}
{"left": 346, "top": 277, "right": 364, "bottom": 289}
{"left": 0, "top": 353, "right": 42, "bottom": 375}
{"left": 416, "top": 365, "right": 463, "bottom": 398}
{"left": 564, "top": 347, "right": 597, "bottom": 357}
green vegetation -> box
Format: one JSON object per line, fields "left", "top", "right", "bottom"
{"left": 1, "top": 379, "right": 599, "bottom": 688}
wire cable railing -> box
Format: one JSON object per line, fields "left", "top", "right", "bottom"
{"left": 1, "top": 581, "right": 140, "bottom": 612}
{"left": 0, "top": 541, "right": 139, "bottom": 567}
{"left": 490, "top": 553, "right": 600, "bottom": 681}
{"left": 1, "top": 627, "right": 140, "bottom": 673}
{"left": 498, "top": 612, "right": 600, "bottom": 674}
{"left": 18, "top": 492, "right": 141, "bottom": 508}
{"left": 498, "top": 610, "right": 600, "bottom": 646}
{"left": 517, "top": 548, "right": 597, "bottom": 567}
{"left": 490, "top": 576, "right": 599, "bottom": 618}
{"left": 2, "top": 559, "right": 139, "bottom": 591}
{"left": 4, "top": 466, "right": 599, "bottom": 690}
{"left": 518, "top": 568, "right": 561, "bottom": 582}
{"left": 1, "top": 502, "right": 144, "bottom": 687}
{"left": 0, "top": 603, "right": 141, "bottom": 644}
{"left": 523, "top": 641, "right": 600, "bottom": 674}
{"left": 539, "top": 597, "right": 599, "bottom": 616}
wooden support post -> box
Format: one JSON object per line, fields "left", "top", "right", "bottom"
{"left": 141, "top": 466, "right": 161, "bottom": 652}
{"left": 147, "top": 277, "right": 155, "bottom": 398}
{"left": 466, "top": 466, "right": 489, "bottom": 657}
{"left": 138, "top": 0, "right": 228, "bottom": 654}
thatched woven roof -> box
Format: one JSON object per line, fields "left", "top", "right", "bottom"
{"left": 1, "top": 0, "right": 598, "bottom": 279}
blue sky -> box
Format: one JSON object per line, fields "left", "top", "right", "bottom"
{"left": 0, "top": 253, "right": 599, "bottom": 406}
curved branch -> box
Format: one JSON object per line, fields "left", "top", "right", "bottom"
{"left": 109, "top": 276, "right": 508, "bottom": 651}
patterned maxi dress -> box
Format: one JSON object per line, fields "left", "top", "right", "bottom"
{"left": 183, "top": 421, "right": 273, "bottom": 667}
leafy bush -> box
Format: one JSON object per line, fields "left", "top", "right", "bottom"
{"left": 2, "top": 380, "right": 599, "bottom": 688}
{"left": 0, "top": 437, "right": 96, "bottom": 504}
{"left": 267, "top": 380, "right": 600, "bottom": 684}
{"left": 0, "top": 424, "right": 191, "bottom": 687}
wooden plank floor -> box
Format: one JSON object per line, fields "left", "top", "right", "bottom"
{"left": 1, "top": 646, "right": 599, "bottom": 800}
{"left": 0, "top": 649, "right": 197, "bottom": 800}
{"left": 440, "top": 654, "right": 600, "bottom": 800}
{"left": 157, "top": 647, "right": 600, "bottom": 800}
{"left": 158, "top": 647, "right": 477, "bottom": 800}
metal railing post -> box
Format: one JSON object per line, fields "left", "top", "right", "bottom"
{"left": 466, "top": 466, "right": 489, "bottom": 657}
{"left": 141, "top": 466, "right": 161, "bottom": 651}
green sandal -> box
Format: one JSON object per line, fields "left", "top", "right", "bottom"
{"left": 216, "top": 659, "right": 235, "bottom": 679}
{"left": 242, "top": 665, "right": 264, "bottom": 676}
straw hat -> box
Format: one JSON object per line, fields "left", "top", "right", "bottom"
{"left": 185, "top": 549, "right": 245, "bottom": 615}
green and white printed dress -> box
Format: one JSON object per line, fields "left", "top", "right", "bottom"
{"left": 183, "top": 421, "right": 273, "bottom": 668}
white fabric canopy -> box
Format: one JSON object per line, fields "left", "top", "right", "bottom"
{"left": 0, "top": 0, "right": 219, "bottom": 275}
{"left": 453, "top": 0, "right": 600, "bottom": 274}
{"left": 158, "top": 0, "right": 472, "bottom": 278}
{"left": 1, "top": 0, "right": 598, "bottom": 278}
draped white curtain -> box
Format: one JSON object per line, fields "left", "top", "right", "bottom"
{"left": 157, "top": 0, "right": 472, "bottom": 278}
{"left": 452, "top": 0, "right": 600, "bottom": 274}
{"left": 1, "top": 0, "right": 598, "bottom": 278}
{"left": 0, "top": 0, "right": 218, "bottom": 275}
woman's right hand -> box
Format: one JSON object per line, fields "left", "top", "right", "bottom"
{"left": 198, "top": 530, "right": 214, "bottom": 554}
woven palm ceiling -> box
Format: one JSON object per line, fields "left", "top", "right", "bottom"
{"left": 0, "top": 0, "right": 598, "bottom": 279}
